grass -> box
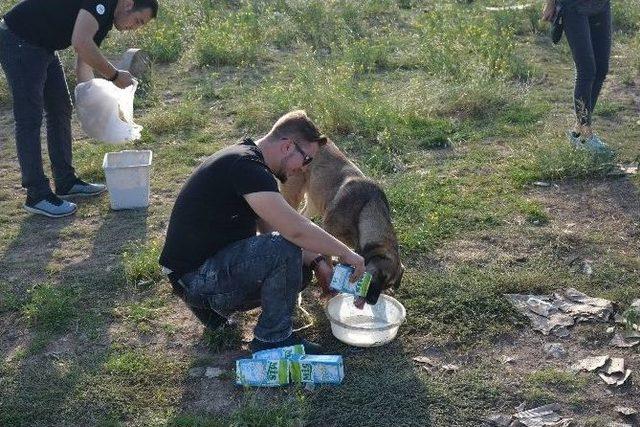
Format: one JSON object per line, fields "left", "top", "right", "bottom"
{"left": 0, "top": 0, "right": 639, "bottom": 425}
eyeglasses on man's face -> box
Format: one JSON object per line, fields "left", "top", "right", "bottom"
{"left": 292, "top": 141, "right": 313, "bottom": 166}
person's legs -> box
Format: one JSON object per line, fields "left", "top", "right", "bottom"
{"left": 0, "top": 26, "right": 53, "bottom": 200}
{"left": 563, "top": 7, "right": 596, "bottom": 134}
{"left": 588, "top": 3, "right": 612, "bottom": 118}
{"left": 181, "top": 232, "right": 304, "bottom": 343}
{"left": 43, "top": 53, "right": 76, "bottom": 192}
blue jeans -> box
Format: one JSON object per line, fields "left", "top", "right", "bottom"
{"left": 563, "top": 2, "right": 611, "bottom": 126}
{"left": 0, "top": 22, "right": 76, "bottom": 199}
{"left": 180, "top": 232, "right": 310, "bottom": 342}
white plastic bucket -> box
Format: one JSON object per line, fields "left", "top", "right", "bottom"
{"left": 102, "top": 150, "right": 153, "bottom": 210}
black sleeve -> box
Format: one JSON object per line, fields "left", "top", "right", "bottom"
{"left": 80, "top": 0, "right": 113, "bottom": 45}
{"left": 232, "top": 158, "right": 279, "bottom": 196}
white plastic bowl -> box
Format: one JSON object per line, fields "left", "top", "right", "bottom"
{"left": 325, "top": 294, "right": 406, "bottom": 347}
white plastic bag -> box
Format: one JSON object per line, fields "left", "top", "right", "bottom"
{"left": 74, "top": 78, "right": 143, "bottom": 144}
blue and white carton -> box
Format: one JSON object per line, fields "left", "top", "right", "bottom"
{"left": 329, "top": 264, "right": 371, "bottom": 298}
{"left": 289, "top": 355, "right": 344, "bottom": 384}
{"left": 236, "top": 359, "right": 290, "bottom": 387}
{"left": 252, "top": 344, "right": 305, "bottom": 360}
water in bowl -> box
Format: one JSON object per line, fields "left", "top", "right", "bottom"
{"left": 343, "top": 314, "right": 388, "bottom": 329}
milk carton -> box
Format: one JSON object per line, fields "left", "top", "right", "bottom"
{"left": 235, "top": 359, "right": 290, "bottom": 387}
{"left": 329, "top": 264, "right": 371, "bottom": 298}
{"left": 289, "top": 355, "right": 344, "bottom": 384}
{"left": 252, "top": 344, "right": 305, "bottom": 360}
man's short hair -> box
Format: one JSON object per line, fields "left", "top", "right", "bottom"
{"left": 133, "top": 0, "right": 158, "bottom": 18}
{"left": 270, "top": 110, "right": 327, "bottom": 146}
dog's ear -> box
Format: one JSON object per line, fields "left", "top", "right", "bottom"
{"left": 392, "top": 263, "right": 405, "bottom": 290}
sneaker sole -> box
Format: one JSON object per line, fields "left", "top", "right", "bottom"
{"left": 57, "top": 187, "right": 108, "bottom": 199}
{"left": 23, "top": 204, "right": 77, "bottom": 218}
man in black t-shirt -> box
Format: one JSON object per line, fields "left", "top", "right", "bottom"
{"left": 160, "top": 111, "right": 365, "bottom": 354}
{"left": 0, "top": 0, "right": 157, "bottom": 217}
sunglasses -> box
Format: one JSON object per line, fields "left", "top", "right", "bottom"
{"left": 292, "top": 141, "right": 313, "bottom": 166}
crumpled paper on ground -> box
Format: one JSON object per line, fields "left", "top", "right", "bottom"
{"left": 571, "top": 355, "right": 632, "bottom": 387}
{"left": 513, "top": 404, "right": 574, "bottom": 427}
{"left": 505, "top": 288, "right": 613, "bottom": 336}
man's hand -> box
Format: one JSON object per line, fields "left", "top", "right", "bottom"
{"left": 113, "top": 70, "right": 135, "bottom": 89}
{"left": 339, "top": 250, "right": 365, "bottom": 283}
{"left": 542, "top": 0, "right": 556, "bottom": 22}
{"left": 313, "top": 258, "right": 334, "bottom": 294}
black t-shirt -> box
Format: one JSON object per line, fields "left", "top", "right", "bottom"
{"left": 3, "top": 0, "right": 116, "bottom": 51}
{"left": 159, "top": 138, "right": 279, "bottom": 276}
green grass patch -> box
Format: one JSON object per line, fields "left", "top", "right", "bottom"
{"left": 22, "top": 283, "right": 77, "bottom": 333}
{"left": 122, "top": 240, "right": 163, "bottom": 288}
{"left": 400, "top": 267, "right": 526, "bottom": 344}
{"left": 143, "top": 102, "right": 208, "bottom": 136}
{"left": 193, "top": 9, "right": 263, "bottom": 67}
{"left": 0, "top": 281, "right": 24, "bottom": 313}
{"left": 523, "top": 368, "right": 590, "bottom": 407}
{"left": 510, "top": 141, "right": 617, "bottom": 185}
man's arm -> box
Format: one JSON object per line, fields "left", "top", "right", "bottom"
{"left": 245, "top": 191, "right": 365, "bottom": 279}
{"left": 75, "top": 57, "right": 94, "bottom": 83}
{"left": 71, "top": 10, "right": 133, "bottom": 88}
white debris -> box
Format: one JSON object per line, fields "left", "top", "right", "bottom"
{"left": 506, "top": 288, "right": 613, "bottom": 336}
{"left": 615, "top": 406, "right": 637, "bottom": 416}
{"left": 513, "top": 403, "right": 573, "bottom": 427}
{"left": 570, "top": 355, "right": 609, "bottom": 373}
{"left": 602, "top": 358, "right": 625, "bottom": 376}
{"left": 204, "top": 367, "right": 224, "bottom": 378}
{"left": 412, "top": 356, "right": 437, "bottom": 366}
{"left": 544, "top": 343, "right": 567, "bottom": 359}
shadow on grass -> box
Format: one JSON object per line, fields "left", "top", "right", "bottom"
{"left": 0, "top": 207, "right": 149, "bottom": 425}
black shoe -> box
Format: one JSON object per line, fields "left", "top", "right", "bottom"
{"left": 250, "top": 331, "right": 323, "bottom": 355}
{"left": 56, "top": 178, "right": 107, "bottom": 197}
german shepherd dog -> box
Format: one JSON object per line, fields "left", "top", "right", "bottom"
{"left": 281, "top": 139, "right": 404, "bottom": 304}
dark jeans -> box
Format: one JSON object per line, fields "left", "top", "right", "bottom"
{"left": 179, "top": 232, "right": 311, "bottom": 342}
{"left": 563, "top": 2, "right": 611, "bottom": 126}
{"left": 0, "top": 22, "right": 76, "bottom": 200}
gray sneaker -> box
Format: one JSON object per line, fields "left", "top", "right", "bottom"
{"left": 57, "top": 178, "right": 107, "bottom": 198}
{"left": 24, "top": 193, "right": 77, "bottom": 218}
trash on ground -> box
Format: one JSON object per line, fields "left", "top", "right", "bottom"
{"left": 533, "top": 181, "right": 551, "bottom": 187}
{"left": 204, "top": 367, "right": 224, "bottom": 378}
{"left": 236, "top": 359, "right": 290, "bottom": 387}
{"left": 543, "top": 343, "right": 567, "bottom": 359}
{"left": 236, "top": 345, "right": 344, "bottom": 387}
{"left": 441, "top": 364, "right": 460, "bottom": 372}
{"left": 602, "top": 357, "right": 625, "bottom": 376}
{"left": 615, "top": 406, "right": 637, "bottom": 417}
{"left": 290, "top": 355, "right": 344, "bottom": 384}
{"left": 570, "top": 355, "right": 609, "bottom": 373}
{"left": 511, "top": 403, "right": 574, "bottom": 427}
{"left": 253, "top": 344, "right": 304, "bottom": 360}
{"left": 500, "top": 355, "right": 516, "bottom": 364}
{"left": 188, "top": 367, "right": 205, "bottom": 378}
{"left": 485, "top": 4, "right": 533, "bottom": 11}
{"left": 412, "top": 356, "right": 437, "bottom": 366}
{"left": 506, "top": 288, "right": 613, "bottom": 336}
{"left": 572, "top": 355, "right": 631, "bottom": 387}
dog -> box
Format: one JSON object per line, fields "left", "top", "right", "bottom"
{"left": 281, "top": 139, "right": 404, "bottom": 303}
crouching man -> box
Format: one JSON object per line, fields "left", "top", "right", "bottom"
{"left": 159, "top": 110, "right": 364, "bottom": 354}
